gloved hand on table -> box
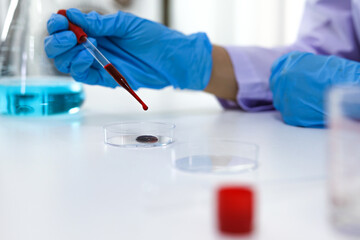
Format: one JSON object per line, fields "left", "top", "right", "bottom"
{"left": 44, "top": 8, "right": 212, "bottom": 90}
{"left": 270, "top": 51, "right": 360, "bottom": 128}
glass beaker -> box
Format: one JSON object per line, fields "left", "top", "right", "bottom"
{"left": 0, "top": 0, "right": 85, "bottom": 116}
{"left": 328, "top": 86, "right": 360, "bottom": 235}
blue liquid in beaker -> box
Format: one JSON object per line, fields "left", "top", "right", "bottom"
{"left": 0, "top": 77, "right": 85, "bottom": 116}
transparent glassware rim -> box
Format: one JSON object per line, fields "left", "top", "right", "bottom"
{"left": 172, "top": 138, "right": 259, "bottom": 156}
{"left": 103, "top": 121, "right": 176, "bottom": 133}
{"left": 329, "top": 85, "right": 360, "bottom": 97}
{"left": 174, "top": 138, "right": 259, "bottom": 146}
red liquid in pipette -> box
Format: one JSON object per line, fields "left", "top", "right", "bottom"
{"left": 104, "top": 63, "right": 148, "bottom": 111}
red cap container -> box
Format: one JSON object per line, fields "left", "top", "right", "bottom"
{"left": 217, "top": 186, "right": 254, "bottom": 235}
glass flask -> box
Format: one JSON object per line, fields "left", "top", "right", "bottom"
{"left": 0, "top": 0, "right": 85, "bottom": 116}
{"left": 328, "top": 86, "right": 360, "bottom": 235}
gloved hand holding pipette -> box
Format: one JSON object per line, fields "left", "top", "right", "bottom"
{"left": 44, "top": 8, "right": 212, "bottom": 91}
{"left": 51, "top": 9, "right": 149, "bottom": 110}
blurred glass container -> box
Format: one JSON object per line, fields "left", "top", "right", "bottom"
{"left": 328, "top": 86, "right": 360, "bottom": 235}
{"left": 0, "top": 0, "right": 85, "bottom": 116}
{"left": 172, "top": 139, "right": 258, "bottom": 174}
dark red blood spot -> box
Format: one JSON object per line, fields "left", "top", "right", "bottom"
{"left": 136, "top": 135, "right": 158, "bottom": 143}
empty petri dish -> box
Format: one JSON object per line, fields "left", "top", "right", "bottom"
{"left": 171, "top": 139, "right": 258, "bottom": 174}
{"left": 104, "top": 122, "right": 175, "bottom": 148}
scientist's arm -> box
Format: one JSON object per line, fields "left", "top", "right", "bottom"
{"left": 268, "top": 0, "right": 360, "bottom": 127}
{"left": 45, "top": 9, "right": 212, "bottom": 91}
{"left": 204, "top": 46, "right": 237, "bottom": 101}
{"left": 44, "top": 9, "right": 238, "bottom": 101}
{"left": 223, "top": 0, "right": 357, "bottom": 112}
{"left": 294, "top": 0, "right": 358, "bottom": 60}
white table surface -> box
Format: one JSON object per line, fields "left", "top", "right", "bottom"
{"left": 0, "top": 102, "right": 356, "bottom": 240}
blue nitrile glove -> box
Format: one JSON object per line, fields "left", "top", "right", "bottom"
{"left": 270, "top": 51, "right": 360, "bottom": 128}
{"left": 44, "top": 8, "right": 212, "bottom": 90}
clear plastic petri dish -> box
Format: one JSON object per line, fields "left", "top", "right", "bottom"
{"left": 171, "top": 139, "right": 258, "bottom": 174}
{"left": 104, "top": 121, "right": 175, "bottom": 148}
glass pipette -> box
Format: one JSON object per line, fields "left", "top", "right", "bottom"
{"left": 57, "top": 10, "right": 148, "bottom": 111}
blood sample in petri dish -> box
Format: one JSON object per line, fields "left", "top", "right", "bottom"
{"left": 136, "top": 135, "right": 159, "bottom": 143}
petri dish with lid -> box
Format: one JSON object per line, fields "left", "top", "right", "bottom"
{"left": 104, "top": 121, "right": 175, "bottom": 148}
{"left": 171, "top": 139, "right": 258, "bottom": 174}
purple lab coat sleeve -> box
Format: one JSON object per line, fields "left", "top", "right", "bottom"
{"left": 221, "top": 0, "right": 360, "bottom": 111}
